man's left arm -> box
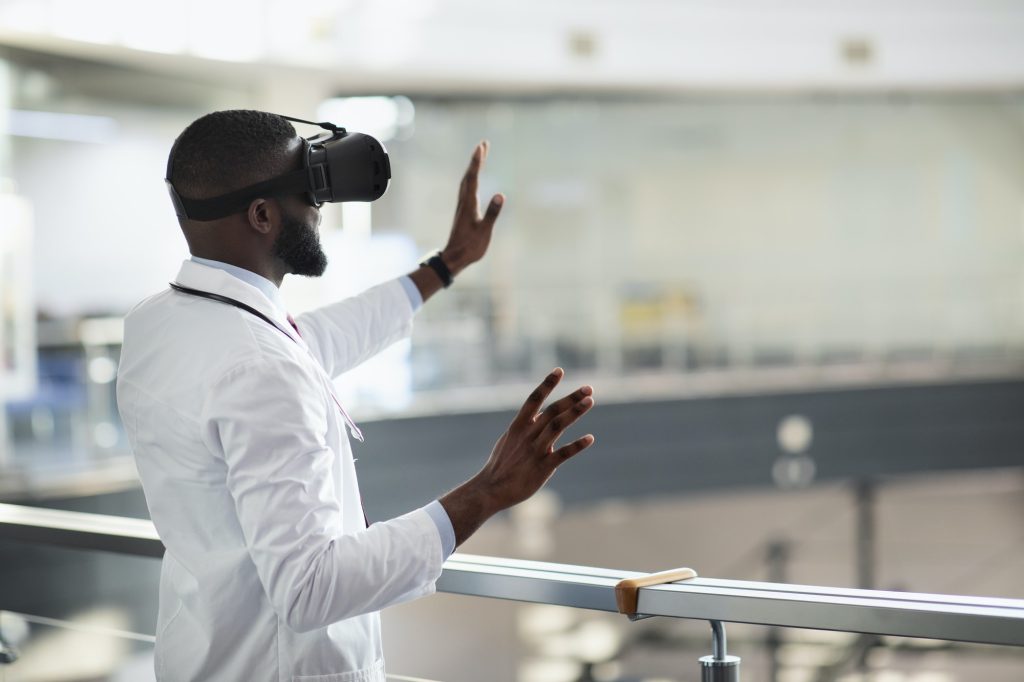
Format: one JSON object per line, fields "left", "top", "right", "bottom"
{"left": 296, "top": 141, "right": 504, "bottom": 377}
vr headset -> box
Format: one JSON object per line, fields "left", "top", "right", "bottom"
{"left": 166, "top": 114, "right": 391, "bottom": 221}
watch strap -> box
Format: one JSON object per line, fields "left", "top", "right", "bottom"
{"left": 421, "top": 251, "right": 454, "bottom": 288}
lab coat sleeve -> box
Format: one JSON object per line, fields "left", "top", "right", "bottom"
{"left": 293, "top": 278, "right": 415, "bottom": 379}
{"left": 201, "top": 355, "right": 444, "bottom": 633}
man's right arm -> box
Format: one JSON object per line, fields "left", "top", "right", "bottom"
{"left": 202, "top": 355, "right": 446, "bottom": 632}
{"left": 205, "top": 360, "right": 594, "bottom": 631}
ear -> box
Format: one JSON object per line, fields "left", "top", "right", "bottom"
{"left": 246, "top": 198, "right": 276, "bottom": 236}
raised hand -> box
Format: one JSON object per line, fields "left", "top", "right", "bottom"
{"left": 476, "top": 368, "right": 595, "bottom": 509}
{"left": 440, "top": 369, "right": 596, "bottom": 546}
{"left": 440, "top": 141, "right": 504, "bottom": 276}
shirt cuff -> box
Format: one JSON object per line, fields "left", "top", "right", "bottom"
{"left": 424, "top": 499, "right": 456, "bottom": 559}
{"left": 399, "top": 275, "right": 423, "bottom": 312}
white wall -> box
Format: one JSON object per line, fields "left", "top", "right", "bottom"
{"left": 13, "top": 107, "right": 199, "bottom": 315}
{"left": 7, "top": 68, "right": 1024, "bottom": 376}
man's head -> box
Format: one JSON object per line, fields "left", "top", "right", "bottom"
{"left": 168, "top": 109, "right": 327, "bottom": 281}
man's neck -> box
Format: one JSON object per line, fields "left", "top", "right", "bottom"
{"left": 189, "top": 253, "right": 285, "bottom": 287}
{"left": 189, "top": 256, "right": 288, "bottom": 314}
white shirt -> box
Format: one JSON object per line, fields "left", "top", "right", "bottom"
{"left": 117, "top": 259, "right": 447, "bottom": 681}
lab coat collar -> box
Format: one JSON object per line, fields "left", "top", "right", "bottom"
{"left": 172, "top": 259, "right": 304, "bottom": 347}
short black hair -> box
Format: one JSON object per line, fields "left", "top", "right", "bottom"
{"left": 167, "top": 110, "right": 297, "bottom": 200}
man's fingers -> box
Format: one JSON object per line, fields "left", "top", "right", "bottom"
{"left": 460, "top": 142, "right": 485, "bottom": 197}
{"left": 553, "top": 434, "right": 596, "bottom": 461}
{"left": 535, "top": 384, "right": 592, "bottom": 431}
{"left": 482, "top": 194, "right": 504, "bottom": 227}
{"left": 536, "top": 395, "right": 594, "bottom": 447}
{"left": 513, "top": 368, "right": 564, "bottom": 426}
{"left": 469, "top": 142, "right": 485, "bottom": 172}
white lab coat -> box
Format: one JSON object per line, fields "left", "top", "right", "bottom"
{"left": 116, "top": 260, "right": 444, "bottom": 682}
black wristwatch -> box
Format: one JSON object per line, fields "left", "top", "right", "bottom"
{"left": 421, "top": 251, "right": 454, "bottom": 288}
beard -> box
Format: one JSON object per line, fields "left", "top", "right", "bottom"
{"left": 273, "top": 210, "right": 328, "bottom": 277}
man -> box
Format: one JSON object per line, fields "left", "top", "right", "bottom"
{"left": 116, "top": 109, "right": 596, "bottom": 681}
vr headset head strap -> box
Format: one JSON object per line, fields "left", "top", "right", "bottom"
{"left": 166, "top": 168, "right": 310, "bottom": 221}
{"left": 279, "top": 114, "right": 345, "bottom": 135}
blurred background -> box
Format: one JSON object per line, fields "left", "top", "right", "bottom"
{"left": 1, "top": 0, "right": 1023, "bottom": 680}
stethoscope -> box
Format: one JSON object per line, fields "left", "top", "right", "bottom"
{"left": 169, "top": 282, "right": 365, "bottom": 442}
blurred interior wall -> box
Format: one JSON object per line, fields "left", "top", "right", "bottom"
{"left": 3, "top": 50, "right": 1023, "bottom": 367}
{"left": 396, "top": 97, "right": 1024, "bottom": 363}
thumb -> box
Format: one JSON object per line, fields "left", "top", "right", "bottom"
{"left": 482, "top": 194, "right": 504, "bottom": 227}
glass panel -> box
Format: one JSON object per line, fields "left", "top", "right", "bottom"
{"left": 383, "top": 592, "right": 1024, "bottom": 682}
{"left": 0, "top": 542, "right": 1022, "bottom": 680}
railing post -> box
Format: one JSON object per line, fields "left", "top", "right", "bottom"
{"left": 854, "top": 479, "right": 880, "bottom": 673}
{"left": 698, "top": 620, "right": 740, "bottom": 681}
{"left": 765, "top": 539, "right": 790, "bottom": 682}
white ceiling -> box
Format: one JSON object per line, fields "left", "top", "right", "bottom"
{"left": 1, "top": 0, "right": 1023, "bottom": 92}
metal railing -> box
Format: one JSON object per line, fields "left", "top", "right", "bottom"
{"left": 2, "top": 502, "right": 1024, "bottom": 680}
